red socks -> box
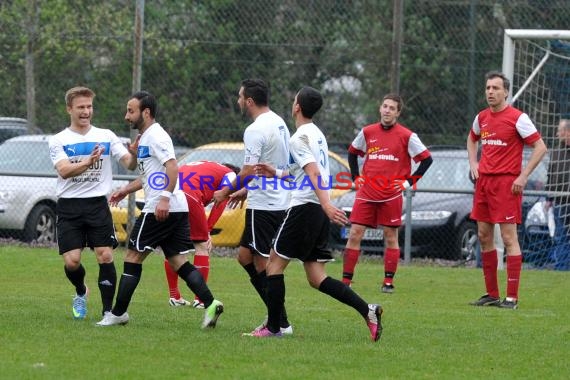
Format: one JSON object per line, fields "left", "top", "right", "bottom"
{"left": 193, "top": 254, "right": 210, "bottom": 283}
{"left": 342, "top": 248, "right": 360, "bottom": 285}
{"left": 193, "top": 254, "right": 210, "bottom": 303}
{"left": 506, "top": 254, "right": 522, "bottom": 300}
{"left": 383, "top": 248, "right": 400, "bottom": 285}
{"left": 481, "top": 250, "right": 499, "bottom": 298}
{"left": 481, "top": 250, "right": 522, "bottom": 300}
{"left": 164, "top": 259, "right": 180, "bottom": 299}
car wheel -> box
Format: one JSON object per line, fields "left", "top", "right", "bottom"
{"left": 455, "top": 220, "right": 477, "bottom": 260}
{"left": 23, "top": 204, "right": 57, "bottom": 244}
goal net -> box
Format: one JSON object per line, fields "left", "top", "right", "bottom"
{"left": 503, "top": 29, "right": 570, "bottom": 269}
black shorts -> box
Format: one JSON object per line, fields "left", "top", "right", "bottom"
{"left": 273, "top": 203, "right": 333, "bottom": 262}
{"left": 128, "top": 212, "right": 193, "bottom": 258}
{"left": 56, "top": 196, "right": 117, "bottom": 254}
{"left": 240, "top": 209, "right": 286, "bottom": 257}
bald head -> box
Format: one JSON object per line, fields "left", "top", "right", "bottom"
{"left": 557, "top": 119, "right": 570, "bottom": 146}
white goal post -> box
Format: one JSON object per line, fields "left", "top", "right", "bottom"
{"left": 501, "top": 29, "right": 570, "bottom": 269}
{"left": 503, "top": 29, "right": 570, "bottom": 103}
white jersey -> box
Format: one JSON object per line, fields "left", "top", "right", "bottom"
{"left": 137, "top": 123, "right": 187, "bottom": 213}
{"left": 49, "top": 126, "right": 129, "bottom": 198}
{"left": 243, "top": 110, "right": 290, "bottom": 210}
{"left": 288, "top": 123, "right": 330, "bottom": 207}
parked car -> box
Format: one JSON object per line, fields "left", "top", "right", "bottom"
{"left": 0, "top": 117, "right": 43, "bottom": 143}
{"left": 519, "top": 199, "right": 553, "bottom": 267}
{"left": 328, "top": 147, "right": 549, "bottom": 260}
{"left": 175, "top": 142, "right": 351, "bottom": 247}
{"left": 0, "top": 135, "right": 136, "bottom": 243}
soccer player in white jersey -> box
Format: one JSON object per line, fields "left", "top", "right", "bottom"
{"left": 49, "top": 86, "right": 138, "bottom": 320}
{"left": 250, "top": 86, "right": 383, "bottom": 342}
{"left": 342, "top": 94, "right": 432, "bottom": 293}
{"left": 213, "top": 79, "right": 293, "bottom": 334}
{"left": 96, "top": 91, "right": 223, "bottom": 327}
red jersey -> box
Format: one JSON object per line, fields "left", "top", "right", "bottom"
{"left": 469, "top": 105, "right": 541, "bottom": 175}
{"left": 349, "top": 122, "right": 431, "bottom": 201}
{"left": 178, "top": 161, "right": 235, "bottom": 230}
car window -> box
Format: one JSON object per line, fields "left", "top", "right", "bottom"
{"left": 0, "top": 139, "right": 131, "bottom": 175}
{"left": 0, "top": 140, "right": 54, "bottom": 174}
{"left": 178, "top": 149, "right": 244, "bottom": 168}
{"left": 329, "top": 155, "right": 347, "bottom": 184}
{"left": 524, "top": 149, "right": 548, "bottom": 190}
{"left": 0, "top": 127, "right": 28, "bottom": 144}
{"left": 417, "top": 155, "right": 472, "bottom": 190}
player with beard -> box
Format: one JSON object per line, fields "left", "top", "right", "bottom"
{"left": 97, "top": 91, "right": 224, "bottom": 328}
{"left": 249, "top": 86, "right": 383, "bottom": 341}
{"left": 213, "top": 78, "right": 293, "bottom": 335}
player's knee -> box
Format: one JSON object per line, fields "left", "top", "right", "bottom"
{"left": 64, "top": 257, "right": 81, "bottom": 269}
{"left": 348, "top": 228, "right": 365, "bottom": 242}
{"left": 62, "top": 250, "right": 81, "bottom": 268}
{"left": 477, "top": 230, "right": 492, "bottom": 245}
{"left": 94, "top": 247, "right": 113, "bottom": 264}
{"left": 307, "top": 277, "right": 321, "bottom": 289}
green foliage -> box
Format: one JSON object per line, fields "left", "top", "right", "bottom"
{"left": 1, "top": 1, "right": 569, "bottom": 145}
{"left": 1, "top": 245, "right": 569, "bottom": 379}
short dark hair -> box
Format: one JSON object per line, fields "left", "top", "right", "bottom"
{"left": 241, "top": 79, "right": 269, "bottom": 106}
{"left": 485, "top": 71, "right": 510, "bottom": 92}
{"left": 382, "top": 93, "right": 404, "bottom": 112}
{"left": 296, "top": 86, "right": 323, "bottom": 118}
{"left": 221, "top": 162, "right": 240, "bottom": 175}
{"left": 131, "top": 91, "right": 158, "bottom": 118}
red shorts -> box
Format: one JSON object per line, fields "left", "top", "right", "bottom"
{"left": 471, "top": 174, "right": 522, "bottom": 224}
{"left": 349, "top": 195, "right": 403, "bottom": 228}
{"left": 185, "top": 192, "right": 209, "bottom": 242}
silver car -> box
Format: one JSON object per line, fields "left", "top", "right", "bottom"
{"left": 0, "top": 135, "right": 132, "bottom": 243}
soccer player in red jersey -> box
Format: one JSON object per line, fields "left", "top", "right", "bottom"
{"left": 342, "top": 94, "right": 432, "bottom": 293}
{"left": 467, "top": 71, "right": 547, "bottom": 309}
{"left": 165, "top": 160, "right": 239, "bottom": 308}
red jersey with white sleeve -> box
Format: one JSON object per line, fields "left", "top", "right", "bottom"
{"left": 469, "top": 105, "right": 541, "bottom": 175}
{"left": 349, "top": 122, "right": 431, "bottom": 201}
{"left": 179, "top": 161, "right": 236, "bottom": 235}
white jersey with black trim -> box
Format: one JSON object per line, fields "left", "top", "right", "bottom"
{"left": 288, "top": 122, "right": 330, "bottom": 207}
{"left": 243, "top": 110, "right": 290, "bottom": 210}
{"left": 137, "top": 123, "right": 187, "bottom": 213}
{"left": 49, "top": 126, "right": 129, "bottom": 198}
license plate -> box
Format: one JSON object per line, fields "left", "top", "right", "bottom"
{"left": 340, "top": 226, "right": 384, "bottom": 240}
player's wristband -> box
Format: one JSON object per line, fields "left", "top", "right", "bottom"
{"left": 160, "top": 190, "right": 172, "bottom": 199}
{"left": 275, "top": 169, "right": 283, "bottom": 178}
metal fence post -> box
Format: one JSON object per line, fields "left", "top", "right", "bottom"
{"left": 127, "top": 0, "right": 145, "bottom": 245}
{"left": 403, "top": 187, "right": 413, "bottom": 264}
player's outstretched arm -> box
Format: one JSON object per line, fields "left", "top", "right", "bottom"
{"left": 109, "top": 178, "right": 142, "bottom": 206}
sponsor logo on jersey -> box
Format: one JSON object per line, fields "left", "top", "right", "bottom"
{"left": 64, "top": 141, "right": 111, "bottom": 157}
{"left": 368, "top": 153, "right": 399, "bottom": 161}
{"left": 481, "top": 139, "right": 507, "bottom": 146}
{"left": 137, "top": 145, "right": 151, "bottom": 158}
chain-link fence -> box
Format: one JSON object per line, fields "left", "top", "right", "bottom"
{"left": 1, "top": 0, "right": 569, "bottom": 266}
